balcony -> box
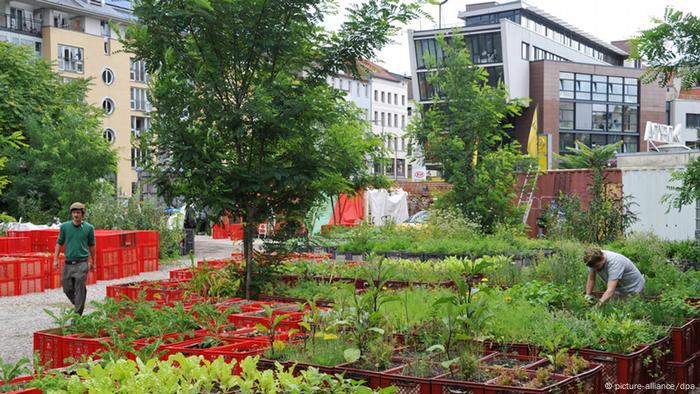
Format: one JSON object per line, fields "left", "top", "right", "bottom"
{"left": 0, "top": 14, "right": 42, "bottom": 36}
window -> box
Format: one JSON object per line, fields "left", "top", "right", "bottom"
{"left": 103, "top": 128, "right": 115, "bottom": 144}
{"left": 129, "top": 58, "right": 148, "bottom": 82}
{"left": 401, "top": 138, "right": 406, "bottom": 151}
{"left": 560, "top": 72, "right": 574, "bottom": 99}
{"left": 592, "top": 75, "right": 607, "bottom": 101}
{"left": 374, "top": 90, "right": 378, "bottom": 101}
{"left": 381, "top": 112, "right": 385, "bottom": 127}
{"left": 381, "top": 92, "right": 385, "bottom": 103}
{"left": 521, "top": 42, "right": 529, "bottom": 60}
{"left": 130, "top": 87, "right": 151, "bottom": 112}
{"left": 387, "top": 113, "right": 392, "bottom": 127}
{"left": 687, "top": 113, "right": 700, "bottom": 128}
{"left": 102, "top": 98, "right": 115, "bottom": 115}
{"left": 131, "top": 116, "right": 150, "bottom": 138}
{"left": 623, "top": 136, "right": 639, "bottom": 153}
{"left": 365, "top": 84, "right": 369, "bottom": 97}
{"left": 559, "top": 133, "right": 575, "bottom": 153}
{"left": 100, "top": 20, "right": 110, "bottom": 37}
{"left": 394, "top": 114, "right": 398, "bottom": 128}
{"left": 374, "top": 111, "right": 378, "bottom": 125}
{"left": 402, "top": 95, "right": 406, "bottom": 105}
{"left": 387, "top": 93, "right": 391, "bottom": 104}
{"left": 560, "top": 102, "right": 574, "bottom": 130}
{"left": 607, "top": 105, "right": 623, "bottom": 131}
{"left": 58, "top": 45, "right": 83, "bottom": 73}
{"left": 591, "top": 134, "right": 606, "bottom": 148}
{"left": 624, "top": 78, "right": 638, "bottom": 103}
{"left": 130, "top": 116, "right": 149, "bottom": 169}
{"left": 401, "top": 115, "right": 406, "bottom": 128}
{"left": 575, "top": 103, "right": 592, "bottom": 130}
{"left": 575, "top": 74, "right": 591, "bottom": 100}
{"left": 356, "top": 82, "right": 360, "bottom": 96}
{"left": 624, "top": 106, "right": 638, "bottom": 132}
{"left": 396, "top": 159, "right": 405, "bottom": 177}
{"left": 608, "top": 77, "right": 623, "bottom": 102}
{"left": 470, "top": 32, "right": 502, "bottom": 64}
{"left": 103, "top": 38, "right": 110, "bottom": 55}
{"left": 592, "top": 104, "right": 607, "bottom": 131}
{"left": 394, "top": 93, "right": 398, "bottom": 104}
{"left": 101, "top": 67, "right": 114, "bottom": 85}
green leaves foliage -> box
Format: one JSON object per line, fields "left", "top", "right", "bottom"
{"left": 0, "top": 42, "right": 117, "bottom": 223}
{"left": 632, "top": 7, "right": 700, "bottom": 89}
{"left": 408, "top": 34, "right": 528, "bottom": 232}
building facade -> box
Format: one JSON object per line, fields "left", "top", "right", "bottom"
{"left": 408, "top": 0, "right": 667, "bottom": 160}
{"left": 1, "top": 0, "right": 147, "bottom": 196}
{"left": 329, "top": 62, "right": 414, "bottom": 180}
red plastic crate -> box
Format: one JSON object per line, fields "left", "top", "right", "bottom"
{"left": 33, "top": 328, "right": 65, "bottom": 368}
{"left": 0, "top": 258, "right": 18, "bottom": 296}
{"left": 0, "top": 375, "right": 42, "bottom": 394}
{"left": 229, "top": 224, "right": 243, "bottom": 241}
{"left": 17, "top": 257, "right": 43, "bottom": 295}
{"left": 169, "top": 268, "right": 193, "bottom": 281}
{"left": 577, "top": 338, "right": 671, "bottom": 394}
{"left": 667, "top": 350, "right": 700, "bottom": 393}
{"left": 212, "top": 224, "right": 228, "bottom": 239}
{"left": 671, "top": 319, "right": 700, "bottom": 362}
{"left": 0, "top": 237, "right": 32, "bottom": 254}
{"left": 63, "top": 334, "right": 110, "bottom": 364}
{"left": 95, "top": 249, "right": 121, "bottom": 280}
{"left": 120, "top": 248, "right": 140, "bottom": 278}
{"left": 137, "top": 231, "right": 159, "bottom": 273}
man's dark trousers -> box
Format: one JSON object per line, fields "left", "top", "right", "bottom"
{"left": 61, "top": 260, "right": 88, "bottom": 315}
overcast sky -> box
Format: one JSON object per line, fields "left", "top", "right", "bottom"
{"left": 325, "top": 0, "right": 700, "bottom": 76}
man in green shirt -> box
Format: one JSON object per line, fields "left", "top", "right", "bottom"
{"left": 53, "top": 202, "right": 96, "bottom": 315}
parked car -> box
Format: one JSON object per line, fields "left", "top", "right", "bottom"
{"left": 404, "top": 211, "right": 429, "bottom": 226}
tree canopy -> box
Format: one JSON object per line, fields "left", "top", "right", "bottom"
{"left": 0, "top": 42, "right": 117, "bottom": 223}
{"left": 121, "top": 0, "right": 424, "bottom": 296}
{"left": 409, "top": 35, "right": 526, "bottom": 232}
{"left": 632, "top": 7, "right": 700, "bottom": 88}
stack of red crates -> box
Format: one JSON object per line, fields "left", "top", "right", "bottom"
{"left": 136, "top": 230, "right": 159, "bottom": 272}
{"left": 0, "top": 256, "right": 44, "bottom": 296}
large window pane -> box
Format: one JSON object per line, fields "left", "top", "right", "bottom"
{"left": 607, "top": 105, "right": 623, "bottom": 131}
{"left": 592, "top": 104, "right": 607, "bottom": 131}
{"left": 623, "top": 136, "right": 639, "bottom": 152}
{"left": 576, "top": 103, "right": 592, "bottom": 130}
{"left": 623, "top": 106, "right": 638, "bottom": 132}
{"left": 485, "top": 66, "right": 504, "bottom": 87}
{"left": 471, "top": 32, "right": 502, "bottom": 64}
{"left": 591, "top": 134, "right": 606, "bottom": 147}
{"left": 560, "top": 102, "right": 574, "bottom": 129}
{"left": 608, "top": 76, "right": 623, "bottom": 102}
{"left": 687, "top": 113, "right": 700, "bottom": 128}
{"left": 592, "top": 75, "right": 607, "bottom": 101}
{"left": 575, "top": 74, "right": 591, "bottom": 100}
{"left": 575, "top": 133, "right": 591, "bottom": 148}
{"left": 559, "top": 132, "right": 575, "bottom": 153}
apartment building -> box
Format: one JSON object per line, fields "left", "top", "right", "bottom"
{"left": 408, "top": 0, "right": 667, "bottom": 160}
{"left": 1, "top": 0, "right": 148, "bottom": 196}
{"left": 328, "top": 61, "right": 414, "bottom": 180}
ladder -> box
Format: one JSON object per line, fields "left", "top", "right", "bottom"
{"left": 517, "top": 166, "right": 539, "bottom": 224}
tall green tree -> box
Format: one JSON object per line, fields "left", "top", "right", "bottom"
{"left": 632, "top": 8, "right": 700, "bottom": 211}
{"left": 632, "top": 7, "right": 700, "bottom": 89}
{"left": 0, "top": 42, "right": 117, "bottom": 223}
{"left": 121, "top": 0, "right": 423, "bottom": 297}
{"left": 409, "top": 35, "right": 526, "bottom": 232}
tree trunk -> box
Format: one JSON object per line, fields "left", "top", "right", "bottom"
{"left": 243, "top": 223, "right": 256, "bottom": 299}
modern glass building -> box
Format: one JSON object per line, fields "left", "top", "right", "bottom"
{"left": 408, "top": 0, "right": 666, "bottom": 157}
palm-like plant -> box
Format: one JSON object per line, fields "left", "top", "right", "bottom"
{"left": 555, "top": 140, "right": 621, "bottom": 170}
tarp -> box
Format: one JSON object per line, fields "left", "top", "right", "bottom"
{"left": 309, "top": 198, "right": 334, "bottom": 235}
{"left": 328, "top": 192, "right": 364, "bottom": 226}
{"left": 368, "top": 188, "right": 409, "bottom": 226}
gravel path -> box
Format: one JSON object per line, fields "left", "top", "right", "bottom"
{"left": 0, "top": 235, "right": 237, "bottom": 366}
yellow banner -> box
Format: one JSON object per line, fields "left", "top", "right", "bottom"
{"left": 537, "top": 134, "right": 548, "bottom": 171}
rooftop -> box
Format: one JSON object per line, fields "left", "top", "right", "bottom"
{"left": 457, "top": 0, "right": 628, "bottom": 57}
